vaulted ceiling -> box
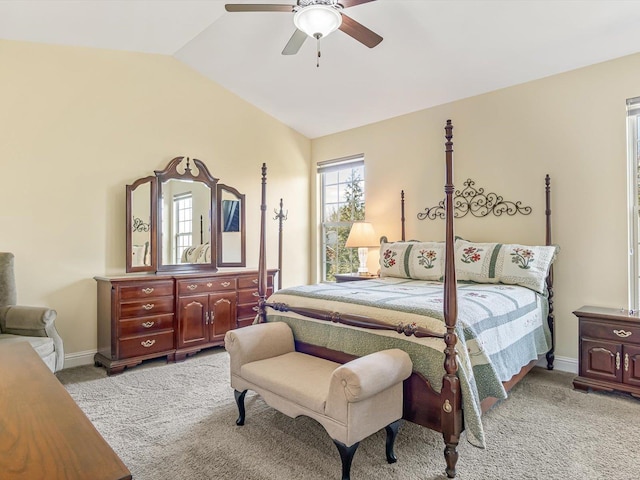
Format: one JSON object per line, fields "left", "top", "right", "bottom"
{"left": 2, "top": 0, "right": 640, "bottom": 138}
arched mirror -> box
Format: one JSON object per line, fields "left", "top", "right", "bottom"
{"left": 217, "top": 184, "right": 246, "bottom": 267}
{"left": 126, "top": 176, "right": 157, "bottom": 273}
{"left": 125, "top": 156, "right": 247, "bottom": 273}
{"left": 155, "top": 157, "right": 218, "bottom": 272}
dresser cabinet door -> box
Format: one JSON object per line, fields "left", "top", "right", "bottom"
{"left": 177, "top": 294, "right": 208, "bottom": 348}
{"left": 623, "top": 344, "right": 640, "bottom": 387}
{"left": 581, "top": 339, "right": 622, "bottom": 382}
{"left": 209, "top": 292, "right": 237, "bottom": 343}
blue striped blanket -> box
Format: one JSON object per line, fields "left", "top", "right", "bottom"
{"left": 265, "top": 277, "right": 550, "bottom": 448}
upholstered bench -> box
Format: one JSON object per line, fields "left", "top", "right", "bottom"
{"left": 224, "top": 322, "right": 412, "bottom": 480}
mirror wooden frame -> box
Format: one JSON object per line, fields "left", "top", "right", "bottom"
{"left": 217, "top": 184, "right": 246, "bottom": 268}
{"left": 125, "top": 156, "right": 248, "bottom": 273}
{"left": 155, "top": 156, "right": 218, "bottom": 273}
{"left": 126, "top": 175, "right": 158, "bottom": 273}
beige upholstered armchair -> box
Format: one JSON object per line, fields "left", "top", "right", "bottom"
{"left": 0, "top": 253, "right": 64, "bottom": 372}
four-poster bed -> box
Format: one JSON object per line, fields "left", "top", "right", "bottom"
{"left": 254, "top": 120, "right": 556, "bottom": 478}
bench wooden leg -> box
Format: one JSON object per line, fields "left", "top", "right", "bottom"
{"left": 333, "top": 440, "right": 359, "bottom": 480}
{"left": 384, "top": 419, "right": 402, "bottom": 463}
{"left": 234, "top": 389, "right": 247, "bottom": 426}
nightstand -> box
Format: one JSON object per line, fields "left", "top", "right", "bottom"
{"left": 573, "top": 305, "right": 640, "bottom": 398}
{"left": 334, "top": 273, "right": 379, "bottom": 283}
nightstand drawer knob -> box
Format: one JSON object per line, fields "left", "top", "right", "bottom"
{"left": 613, "top": 329, "right": 632, "bottom": 338}
{"left": 141, "top": 339, "right": 156, "bottom": 348}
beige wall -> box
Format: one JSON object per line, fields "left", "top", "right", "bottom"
{"left": 0, "top": 40, "right": 311, "bottom": 362}
{"left": 311, "top": 52, "right": 640, "bottom": 365}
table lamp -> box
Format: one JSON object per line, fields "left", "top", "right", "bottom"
{"left": 345, "top": 221, "right": 378, "bottom": 276}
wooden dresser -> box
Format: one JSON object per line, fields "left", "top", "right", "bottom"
{"left": 573, "top": 305, "right": 640, "bottom": 397}
{"left": 95, "top": 270, "right": 275, "bottom": 374}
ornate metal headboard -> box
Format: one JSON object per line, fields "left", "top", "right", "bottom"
{"left": 417, "top": 178, "right": 532, "bottom": 220}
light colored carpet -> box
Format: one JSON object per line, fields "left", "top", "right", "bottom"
{"left": 58, "top": 349, "right": 640, "bottom": 480}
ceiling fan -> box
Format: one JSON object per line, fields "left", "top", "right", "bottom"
{"left": 224, "top": 0, "right": 382, "bottom": 57}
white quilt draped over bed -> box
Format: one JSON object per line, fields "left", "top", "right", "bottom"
{"left": 265, "top": 277, "right": 551, "bottom": 448}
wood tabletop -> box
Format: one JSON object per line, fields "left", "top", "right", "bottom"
{"left": 0, "top": 342, "right": 132, "bottom": 480}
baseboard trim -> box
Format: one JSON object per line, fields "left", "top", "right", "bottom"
{"left": 537, "top": 355, "right": 577, "bottom": 374}
{"left": 63, "top": 349, "right": 97, "bottom": 369}
{"left": 62, "top": 350, "right": 578, "bottom": 374}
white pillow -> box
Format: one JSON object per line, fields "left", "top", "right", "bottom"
{"left": 455, "top": 239, "right": 558, "bottom": 293}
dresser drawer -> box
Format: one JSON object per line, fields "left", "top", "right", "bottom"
{"left": 177, "top": 277, "right": 236, "bottom": 295}
{"left": 120, "top": 296, "right": 175, "bottom": 319}
{"left": 238, "top": 287, "right": 273, "bottom": 305}
{"left": 119, "top": 314, "right": 174, "bottom": 337}
{"left": 238, "top": 275, "right": 273, "bottom": 290}
{"left": 581, "top": 320, "right": 640, "bottom": 344}
{"left": 237, "top": 304, "right": 259, "bottom": 320}
{"left": 118, "top": 281, "right": 174, "bottom": 300}
{"left": 119, "top": 331, "right": 175, "bottom": 359}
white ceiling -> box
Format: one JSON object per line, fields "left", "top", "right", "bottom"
{"left": 2, "top": 0, "right": 640, "bottom": 138}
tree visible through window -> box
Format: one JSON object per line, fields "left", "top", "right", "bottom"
{"left": 319, "top": 157, "right": 365, "bottom": 281}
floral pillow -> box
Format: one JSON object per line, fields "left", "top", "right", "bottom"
{"left": 455, "top": 239, "right": 558, "bottom": 293}
{"left": 380, "top": 241, "right": 445, "bottom": 281}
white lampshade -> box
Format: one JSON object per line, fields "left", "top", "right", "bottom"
{"left": 345, "top": 222, "right": 378, "bottom": 276}
{"left": 345, "top": 222, "right": 378, "bottom": 248}
{"left": 294, "top": 5, "right": 342, "bottom": 39}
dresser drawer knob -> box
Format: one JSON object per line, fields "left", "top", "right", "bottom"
{"left": 252, "top": 279, "right": 258, "bottom": 284}
{"left": 142, "top": 321, "right": 155, "bottom": 328}
{"left": 141, "top": 287, "right": 154, "bottom": 294}
{"left": 613, "top": 329, "right": 632, "bottom": 338}
{"left": 222, "top": 281, "right": 231, "bottom": 287}
{"left": 141, "top": 339, "right": 156, "bottom": 348}
{"left": 187, "top": 284, "right": 198, "bottom": 291}
{"left": 142, "top": 304, "right": 154, "bottom": 310}
{"left": 252, "top": 292, "right": 260, "bottom": 297}
{"left": 207, "top": 283, "right": 213, "bottom": 287}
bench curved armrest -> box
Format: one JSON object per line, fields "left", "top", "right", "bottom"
{"left": 224, "top": 322, "right": 295, "bottom": 376}
{"left": 329, "top": 349, "right": 413, "bottom": 403}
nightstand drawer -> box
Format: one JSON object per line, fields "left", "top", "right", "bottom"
{"left": 581, "top": 320, "right": 640, "bottom": 344}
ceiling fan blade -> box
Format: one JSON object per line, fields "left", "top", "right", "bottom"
{"left": 339, "top": 13, "right": 383, "bottom": 48}
{"left": 225, "top": 4, "right": 294, "bottom": 12}
{"left": 282, "top": 29, "right": 308, "bottom": 55}
{"left": 339, "top": 0, "right": 376, "bottom": 8}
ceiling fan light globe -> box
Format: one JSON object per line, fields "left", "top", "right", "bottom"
{"left": 294, "top": 5, "right": 342, "bottom": 39}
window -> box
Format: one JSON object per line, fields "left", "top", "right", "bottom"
{"left": 174, "top": 192, "right": 193, "bottom": 263}
{"left": 318, "top": 155, "right": 365, "bottom": 281}
{"left": 627, "top": 97, "right": 640, "bottom": 309}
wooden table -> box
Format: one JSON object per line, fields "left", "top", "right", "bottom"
{"left": 0, "top": 342, "right": 132, "bottom": 479}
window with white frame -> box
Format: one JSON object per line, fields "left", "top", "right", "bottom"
{"left": 174, "top": 192, "right": 193, "bottom": 263}
{"left": 318, "top": 155, "right": 365, "bottom": 282}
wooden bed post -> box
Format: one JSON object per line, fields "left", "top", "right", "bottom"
{"left": 401, "top": 190, "right": 406, "bottom": 241}
{"left": 257, "top": 163, "right": 268, "bottom": 323}
{"left": 545, "top": 174, "right": 555, "bottom": 370}
{"left": 441, "top": 120, "right": 462, "bottom": 478}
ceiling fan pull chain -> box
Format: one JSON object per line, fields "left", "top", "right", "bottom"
{"left": 315, "top": 33, "right": 321, "bottom": 68}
